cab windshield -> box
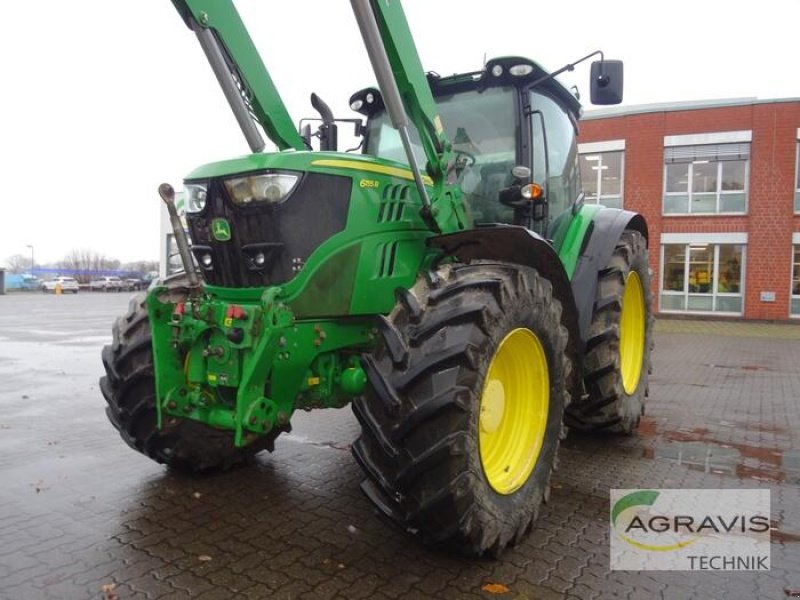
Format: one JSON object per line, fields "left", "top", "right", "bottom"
{"left": 364, "top": 87, "right": 517, "bottom": 223}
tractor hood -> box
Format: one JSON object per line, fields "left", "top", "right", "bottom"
{"left": 184, "top": 151, "right": 430, "bottom": 186}
{"left": 178, "top": 150, "right": 445, "bottom": 291}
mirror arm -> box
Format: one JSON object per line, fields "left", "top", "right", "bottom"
{"left": 528, "top": 50, "right": 604, "bottom": 89}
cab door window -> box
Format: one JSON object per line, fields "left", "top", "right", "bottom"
{"left": 530, "top": 91, "right": 580, "bottom": 230}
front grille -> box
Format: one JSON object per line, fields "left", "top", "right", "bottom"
{"left": 187, "top": 172, "right": 351, "bottom": 288}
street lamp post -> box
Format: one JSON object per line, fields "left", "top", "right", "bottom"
{"left": 26, "top": 244, "right": 34, "bottom": 274}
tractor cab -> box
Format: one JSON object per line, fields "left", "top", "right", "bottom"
{"left": 354, "top": 57, "right": 584, "bottom": 238}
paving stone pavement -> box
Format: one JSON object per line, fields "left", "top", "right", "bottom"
{"left": 0, "top": 293, "right": 798, "bottom": 599}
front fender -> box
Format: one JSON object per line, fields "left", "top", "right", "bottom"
{"left": 570, "top": 208, "right": 648, "bottom": 341}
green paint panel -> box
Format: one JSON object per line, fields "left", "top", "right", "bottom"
{"left": 290, "top": 244, "right": 361, "bottom": 317}
{"left": 553, "top": 204, "right": 602, "bottom": 278}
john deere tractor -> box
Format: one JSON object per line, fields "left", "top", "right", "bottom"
{"left": 101, "top": 0, "right": 652, "bottom": 555}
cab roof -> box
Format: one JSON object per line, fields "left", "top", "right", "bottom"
{"left": 350, "top": 56, "right": 583, "bottom": 121}
{"left": 428, "top": 56, "right": 582, "bottom": 120}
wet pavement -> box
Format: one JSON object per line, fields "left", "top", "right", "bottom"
{"left": 1, "top": 292, "right": 799, "bottom": 600}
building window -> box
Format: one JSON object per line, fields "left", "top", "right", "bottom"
{"left": 795, "top": 142, "right": 800, "bottom": 213}
{"left": 580, "top": 150, "right": 624, "bottom": 208}
{"left": 661, "top": 243, "right": 744, "bottom": 314}
{"left": 792, "top": 245, "right": 800, "bottom": 317}
{"left": 663, "top": 143, "right": 749, "bottom": 214}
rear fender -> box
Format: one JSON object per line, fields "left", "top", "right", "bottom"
{"left": 427, "top": 225, "right": 581, "bottom": 384}
{"left": 570, "top": 209, "right": 648, "bottom": 341}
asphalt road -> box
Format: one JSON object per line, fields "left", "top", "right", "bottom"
{"left": 0, "top": 292, "right": 798, "bottom": 599}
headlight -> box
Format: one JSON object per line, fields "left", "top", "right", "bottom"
{"left": 224, "top": 173, "right": 300, "bottom": 206}
{"left": 184, "top": 183, "right": 208, "bottom": 213}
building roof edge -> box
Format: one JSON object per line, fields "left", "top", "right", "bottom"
{"left": 581, "top": 97, "right": 800, "bottom": 120}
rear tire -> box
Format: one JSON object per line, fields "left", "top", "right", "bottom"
{"left": 567, "top": 230, "right": 653, "bottom": 434}
{"left": 101, "top": 287, "right": 275, "bottom": 471}
{"left": 352, "top": 263, "right": 572, "bottom": 555}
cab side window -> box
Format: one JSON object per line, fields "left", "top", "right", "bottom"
{"left": 530, "top": 91, "right": 580, "bottom": 232}
{"left": 530, "top": 112, "right": 547, "bottom": 193}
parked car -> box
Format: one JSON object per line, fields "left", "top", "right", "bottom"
{"left": 90, "top": 276, "right": 124, "bottom": 292}
{"left": 41, "top": 277, "right": 80, "bottom": 294}
{"left": 124, "top": 278, "right": 144, "bottom": 291}
{"left": 20, "top": 275, "right": 42, "bottom": 291}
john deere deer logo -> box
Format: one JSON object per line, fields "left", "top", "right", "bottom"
{"left": 212, "top": 218, "right": 231, "bottom": 242}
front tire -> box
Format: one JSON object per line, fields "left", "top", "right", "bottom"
{"left": 353, "top": 263, "right": 573, "bottom": 555}
{"left": 567, "top": 230, "right": 653, "bottom": 434}
{"left": 100, "top": 289, "right": 275, "bottom": 471}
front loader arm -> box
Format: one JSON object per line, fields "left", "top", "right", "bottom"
{"left": 172, "top": 0, "right": 305, "bottom": 152}
{"left": 365, "top": 0, "right": 451, "bottom": 182}
{"left": 351, "top": 0, "right": 461, "bottom": 234}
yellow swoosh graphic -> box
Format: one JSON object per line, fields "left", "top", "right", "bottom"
{"left": 618, "top": 532, "right": 701, "bottom": 552}
{"left": 311, "top": 159, "right": 433, "bottom": 186}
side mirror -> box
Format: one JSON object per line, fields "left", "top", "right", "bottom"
{"left": 300, "top": 123, "right": 313, "bottom": 150}
{"left": 590, "top": 59, "right": 623, "bottom": 105}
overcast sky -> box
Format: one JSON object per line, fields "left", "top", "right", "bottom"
{"left": 1, "top": 0, "right": 798, "bottom": 267}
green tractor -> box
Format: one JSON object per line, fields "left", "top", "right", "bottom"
{"left": 101, "top": 0, "right": 652, "bottom": 555}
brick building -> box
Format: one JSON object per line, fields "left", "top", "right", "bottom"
{"left": 578, "top": 98, "right": 800, "bottom": 320}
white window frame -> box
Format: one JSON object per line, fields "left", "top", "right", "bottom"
{"left": 662, "top": 132, "right": 751, "bottom": 216}
{"left": 664, "top": 131, "right": 752, "bottom": 146}
{"left": 663, "top": 156, "right": 749, "bottom": 216}
{"left": 579, "top": 149, "right": 625, "bottom": 208}
{"left": 659, "top": 233, "right": 747, "bottom": 316}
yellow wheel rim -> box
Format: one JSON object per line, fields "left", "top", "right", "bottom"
{"left": 479, "top": 328, "right": 549, "bottom": 495}
{"left": 620, "top": 271, "right": 646, "bottom": 395}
